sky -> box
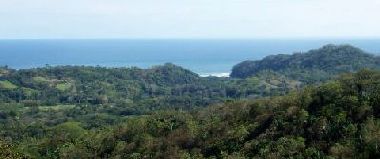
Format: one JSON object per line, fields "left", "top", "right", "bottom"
{"left": 0, "top": 0, "right": 380, "bottom": 39}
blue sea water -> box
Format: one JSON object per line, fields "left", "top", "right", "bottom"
{"left": 0, "top": 39, "right": 380, "bottom": 77}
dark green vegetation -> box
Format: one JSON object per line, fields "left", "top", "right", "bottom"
{"left": 1, "top": 44, "right": 380, "bottom": 158}
{"left": 231, "top": 44, "right": 380, "bottom": 83}
{"left": 0, "top": 63, "right": 291, "bottom": 115}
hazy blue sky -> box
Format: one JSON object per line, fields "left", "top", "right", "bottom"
{"left": 1, "top": 0, "right": 380, "bottom": 39}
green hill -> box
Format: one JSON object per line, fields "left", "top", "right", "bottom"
{"left": 231, "top": 44, "right": 380, "bottom": 82}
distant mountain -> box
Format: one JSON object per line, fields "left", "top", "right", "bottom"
{"left": 231, "top": 44, "right": 380, "bottom": 82}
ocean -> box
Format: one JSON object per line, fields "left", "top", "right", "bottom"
{"left": 1, "top": 39, "right": 380, "bottom": 77}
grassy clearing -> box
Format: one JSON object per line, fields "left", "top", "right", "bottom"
{"left": 32, "top": 76, "right": 50, "bottom": 83}
{"left": 38, "top": 105, "right": 76, "bottom": 111}
{"left": 0, "top": 80, "right": 18, "bottom": 89}
{"left": 56, "top": 83, "right": 72, "bottom": 91}
{"left": 21, "top": 88, "right": 38, "bottom": 97}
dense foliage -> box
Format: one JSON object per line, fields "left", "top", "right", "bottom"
{"left": 231, "top": 44, "right": 380, "bottom": 83}
{"left": 1, "top": 69, "right": 380, "bottom": 158}
{"left": 0, "top": 63, "right": 294, "bottom": 114}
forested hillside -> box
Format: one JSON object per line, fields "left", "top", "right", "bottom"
{"left": 231, "top": 44, "right": 380, "bottom": 83}
{"left": 0, "top": 63, "right": 292, "bottom": 114}
{"left": 2, "top": 69, "right": 380, "bottom": 158}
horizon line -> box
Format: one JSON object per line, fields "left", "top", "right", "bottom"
{"left": 1, "top": 37, "right": 380, "bottom": 40}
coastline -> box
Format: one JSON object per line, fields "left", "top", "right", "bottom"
{"left": 199, "top": 72, "right": 230, "bottom": 77}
